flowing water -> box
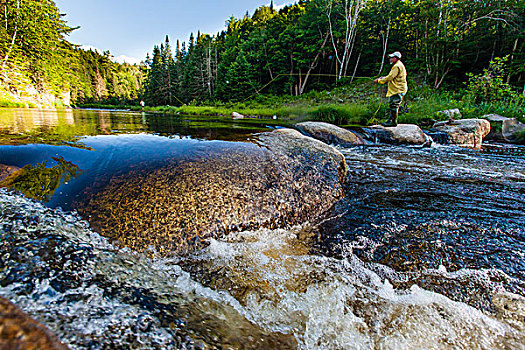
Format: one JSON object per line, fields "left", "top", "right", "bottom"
{"left": 0, "top": 108, "right": 523, "bottom": 349}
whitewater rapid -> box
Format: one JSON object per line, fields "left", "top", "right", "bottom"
{"left": 1, "top": 190, "right": 523, "bottom": 349}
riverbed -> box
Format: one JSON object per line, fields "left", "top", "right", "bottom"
{"left": 0, "top": 108, "right": 523, "bottom": 349}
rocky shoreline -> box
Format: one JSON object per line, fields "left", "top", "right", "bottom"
{"left": 292, "top": 114, "right": 524, "bottom": 150}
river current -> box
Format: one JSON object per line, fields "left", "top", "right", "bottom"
{"left": 0, "top": 109, "right": 523, "bottom": 349}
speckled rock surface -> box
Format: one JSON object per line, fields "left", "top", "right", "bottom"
{"left": 75, "top": 129, "right": 347, "bottom": 254}
{"left": 0, "top": 164, "right": 20, "bottom": 182}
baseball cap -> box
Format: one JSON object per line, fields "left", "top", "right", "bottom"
{"left": 388, "top": 51, "right": 402, "bottom": 59}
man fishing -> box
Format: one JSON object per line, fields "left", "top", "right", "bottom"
{"left": 374, "top": 51, "right": 408, "bottom": 127}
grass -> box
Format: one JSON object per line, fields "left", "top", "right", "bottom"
{"left": 66, "top": 80, "right": 525, "bottom": 128}
{"left": 76, "top": 103, "right": 132, "bottom": 110}
{"left": 1, "top": 90, "right": 64, "bottom": 109}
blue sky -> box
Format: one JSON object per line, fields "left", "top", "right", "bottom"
{"left": 55, "top": 0, "right": 296, "bottom": 64}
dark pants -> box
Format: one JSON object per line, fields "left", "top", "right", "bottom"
{"left": 386, "top": 93, "right": 405, "bottom": 125}
{"left": 389, "top": 93, "right": 404, "bottom": 114}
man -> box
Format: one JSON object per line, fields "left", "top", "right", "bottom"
{"left": 374, "top": 51, "right": 408, "bottom": 127}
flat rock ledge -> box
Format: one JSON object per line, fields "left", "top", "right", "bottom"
{"left": 76, "top": 128, "right": 347, "bottom": 254}
{"left": 431, "top": 118, "right": 491, "bottom": 149}
{"left": 295, "top": 121, "right": 364, "bottom": 146}
{"left": 0, "top": 297, "right": 69, "bottom": 350}
{"left": 366, "top": 124, "right": 431, "bottom": 146}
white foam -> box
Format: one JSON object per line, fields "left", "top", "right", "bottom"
{"left": 188, "top": 226, "right": 524, "bottom": 349}
{"left": 1, "top": 191, "right": 523, "bottom": 349}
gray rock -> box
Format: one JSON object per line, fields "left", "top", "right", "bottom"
{"left": 431, "top": 118, "right": 490, "bottom": 149}
{"left": 295, "top": 121, "right": 364, "bottom": 146}
{"left": 502, "top": 119, "right": 525, "bottom": 143}
{"left": 483, "top": 114, "right": 525, "bottom": 143}
{"left": 484, "top": 114, "right": 511, "bottom": 141}
{"left": 75, "top": 129, "right": 347, "bottom": 254}
{"left": 367, "top": 124, "right": 431, "bottom": 146}
{"left": 484, "top": 114, "right": 509, "bottom": 122}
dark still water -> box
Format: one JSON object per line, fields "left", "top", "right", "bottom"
{"left": 0, "top": 108, "right": 280, "bottom": 210}
{"left": 0, "top": 108, "right": 523, "bottom": 349}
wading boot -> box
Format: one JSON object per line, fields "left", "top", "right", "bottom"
{"left": 381, "top": 110, "right": 398, "bottom": 127}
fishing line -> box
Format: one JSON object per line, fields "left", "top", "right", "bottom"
{"left": 151, "top": 72, "right": 379, "bottom": 109}
{"left": 236, "top": 73, "right": 376, "bottom": 105}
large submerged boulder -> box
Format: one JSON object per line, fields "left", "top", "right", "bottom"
{"left": 0, "top": 297, "right": 69, "bottom": 350}
{"left": 365, "top": 124, "right": 431, "bottom": 146}
{"left": 295, "top": 121, "right": 364, "bottom": 146}
{"left": 431, "top": 118, "right": 490, "bottom": 149}
{"left": 75, "top": 129, "right": 347, "bottom": 254}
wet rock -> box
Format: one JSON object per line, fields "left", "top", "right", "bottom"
{"left": 366, "top": 124, "right": 431, "bottom": 146}
{"left": 431, "top": 118, "right": 491, "bottom": 149}
{"left": 75, "top": 129, "right": 347, "bottom": 254}
{"left": 0, "top": 164, "right": 20, "bottom": 182}
{"left": 0, "top": 297, "right": 69, "bottom": 350}
{"left": 484, "top": 114, "right": 510, "bottom": 142}
{"left": 295, "top": 121, "right": 364, "bottom": 146}
{"left": 503, "top": 120, "right": 525, "bottom": 144}
{"left": 423, "top": 131, "right": 448, "bottom": 145}
{"left": 484, "top": 114, "right": 525, "bottom": 144}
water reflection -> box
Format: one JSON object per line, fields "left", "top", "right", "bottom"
{"left": 0, "top": 108, "right": 288, "bottom": 211}
{"left": 0, "top": 156, "right": 80, "bottom": 202}
{"left": 0, "top": 108, "right": 282, "bottom": 146}
{"left": 0, "top": 108, "right": 74, "bottom": 134}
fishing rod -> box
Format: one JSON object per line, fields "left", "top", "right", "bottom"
{"left": 228, "top": 73, "right": 385, "bottom": 120}
{"left": 149, "top": 72, "right": 381, "bottom": 111}
{"left": 235, "top": 73, "right": 376, "bottom": 105}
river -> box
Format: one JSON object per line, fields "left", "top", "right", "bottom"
{"left": 0, "top": 108, "right": 523, "bottom": 349}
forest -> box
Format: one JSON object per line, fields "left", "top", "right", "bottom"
{"left": 0, "top": 0, "right": 144, "bottom": 107}
{"left": 0, "top": 0, "right": 524, "bottom": 113}
{"left": 143, "top": 0, "right": 524, "bottom": 105}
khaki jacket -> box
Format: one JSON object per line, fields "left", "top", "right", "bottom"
{"left": 379, "top": 61, "right": 408, "bottom": 97}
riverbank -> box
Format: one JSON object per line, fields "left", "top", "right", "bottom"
{"left": 3, "top": 80, "right": 523, "bottom": 144}
{"left": 77, "top": 82, "right": 525, "bottom": 128}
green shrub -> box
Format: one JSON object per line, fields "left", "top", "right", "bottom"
{"left": 466, "top": 56, "right": 523, "bottom": 105}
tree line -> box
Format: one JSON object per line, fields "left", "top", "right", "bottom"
{"left": 143, "top": 0, "right": 524, "bottom": 106}
{"left": 0, "top": 0, "right": 145, "bottom": 105}
{"left": 1, "top": 0, "right": 523, "bottom": 107}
